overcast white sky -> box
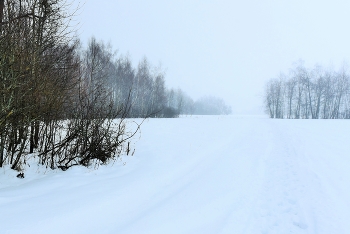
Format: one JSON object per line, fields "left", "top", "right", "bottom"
{"left": 72, "top": 0, "right": 350, "bottom": 114}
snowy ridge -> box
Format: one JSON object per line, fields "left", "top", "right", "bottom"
{"left": 1, "top": 115, "right": 350, "bottom": 234}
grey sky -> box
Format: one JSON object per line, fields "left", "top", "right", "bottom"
{"left": 73, "top": 0, "right": 350, "bottom": 114}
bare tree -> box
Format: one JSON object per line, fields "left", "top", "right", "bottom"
{"left": 264, "top": 62, "right": 350, "bottom": 119}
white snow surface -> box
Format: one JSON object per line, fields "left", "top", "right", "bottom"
{"left": 1, "top": 115, "right": 350, "bottom": 234}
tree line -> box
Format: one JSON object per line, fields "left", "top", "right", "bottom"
{"left": 80, "top": 37, "right": 232, "bottom": 118}
{"left": 264, "top": 62, "right": 350, "bottom": 119}
{"left": 0, "top": 0, "right": 143, "bottom": 172}
{"left": 0, "top": 0, "right": 231, "bottom": 172}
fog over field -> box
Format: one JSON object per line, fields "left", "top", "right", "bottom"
{"left": 74, "top": 0, "right": 350, "bottom": 114}
{"left": 2, "top": 1, "right": 350, "bottom": 233}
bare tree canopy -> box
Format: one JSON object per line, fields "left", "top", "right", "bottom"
{"left": 264, "top": 62, "right": 350, "bottom": 119}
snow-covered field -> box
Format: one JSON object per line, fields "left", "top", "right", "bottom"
{"left": 1, "top": 115, "right": 350, "bottom": 234}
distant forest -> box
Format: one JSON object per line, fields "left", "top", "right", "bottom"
{"left": 264, "top": 62, "right": 350, "bottom": 119}
{"left": 0, "top": 0, "right": 230, "bottom": 171}
{"left": 79, "top": 37, "right": 232, "bottom": 118}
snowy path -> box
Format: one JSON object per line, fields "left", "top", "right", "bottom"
{"left": 1, "top": 116, "right": 350, "bottom": 233}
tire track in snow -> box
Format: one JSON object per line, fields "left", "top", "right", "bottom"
{"left": 238, "top": 119, "right": 350, "bottom": 234}
{"left": 214, "top": 118, "right": 275, "bottom": 234}
{"left": 243, "top": 120, "right": 310, "bottom": 234}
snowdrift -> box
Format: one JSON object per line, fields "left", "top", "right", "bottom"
{"left": 1, "top": 115, "right": 350, "bottom": 234}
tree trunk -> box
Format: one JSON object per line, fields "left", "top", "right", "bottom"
{"left": 0, "top": 0, "right": 4, "bottom": 33}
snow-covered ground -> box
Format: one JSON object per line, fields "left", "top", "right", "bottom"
{"left": 1, "top": 115, "right": 350, "bottom": 234}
